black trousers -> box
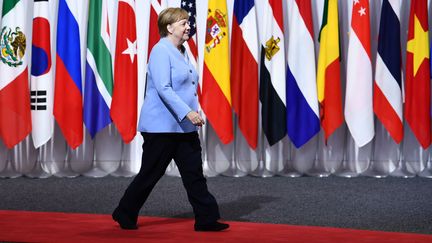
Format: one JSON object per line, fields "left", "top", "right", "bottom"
{"left": 117, "top": 132, "right": 220, "bottom": 225}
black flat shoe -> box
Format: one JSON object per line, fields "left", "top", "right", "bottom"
{"left": 194, "top": 221, "right": 229, "bottom": 232}
{"left": 112, "top": 208, "right": 138, "bottom": 230}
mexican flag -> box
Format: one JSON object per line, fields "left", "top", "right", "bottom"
{"left": 0, "top": 0, "right": 31, "bottom": 149}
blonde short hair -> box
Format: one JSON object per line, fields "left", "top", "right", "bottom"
{"left": 158, "top": 7, "right": 189, "bottom": 37}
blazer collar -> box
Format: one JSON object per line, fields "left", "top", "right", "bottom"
{"left": 160, "top": 37, "right": 189, "bottom": 65}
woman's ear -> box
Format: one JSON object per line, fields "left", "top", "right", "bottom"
{"left": 167, "top": 24, "right": 173, "bottom": 34}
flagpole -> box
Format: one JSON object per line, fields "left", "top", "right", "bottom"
{"left": 335, "top": 131, "right": 361, "bottom": 178}
{"left": 83, "top": 126, "right": 113, "bottom": 178}
{"left": 279, "top": 156, "right": 302, "bottom": 177}
{"left": 110, "top": 140, "right": 136, "bottom": 177}
{"left": 0, "top": 151, "right": 21, "bottom": 178}
{"left": 28, "top": 128, "right": 68, "bottom": 178}
{"left": 418, "top": 158, "right": 432, "bottom": 178}
{"left": 252, "top": 132, "right": 274, "bottom": 178}
{"left": 362, "top": 120, "right": 390, "bottom": 178}
{"left": 222, "top": 114, "right": 247, "bottom": 177}
{"left": 54, "top": 144, "right": 79, "bottom": 178}
{"left": 391, "top": 123, "right": 416, "bottom": 178}
{"left": 200, "top": 109, "right": 218, "bottom": 177}
{"left": 25, "top": 145, "right": 51, "bottom": 179}
{"left": 307, "top": 130, "right": 332, "bottom": 177}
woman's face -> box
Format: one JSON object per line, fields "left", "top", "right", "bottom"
{"left": 168, "top": 18, "right": 190, "bottom": 43}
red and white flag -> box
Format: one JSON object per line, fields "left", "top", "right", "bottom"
{"left": 344, "top": 0, "right": 374, "bottom": 147}
{"left": 231, "top": 0, "right": 259, "bottom": 149}
{"left": 111, "top": 0, "right": 138, "bottom": 143}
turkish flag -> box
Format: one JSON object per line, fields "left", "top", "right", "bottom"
{"left": 111, "top": 0, "right": 138, "bottom": 143}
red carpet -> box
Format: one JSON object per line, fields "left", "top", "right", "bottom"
{"left": 0, "top": 210, "right": 431, "bottom": 242}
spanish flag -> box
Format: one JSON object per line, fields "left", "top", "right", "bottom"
{"left": 317, "top": 0, "right": 343, "bottom": 140}
{"left": 405, "top": 0, "right": 430, "bottom": 149}
{"left": 200, "top": 0, "right": 233, "bottom": 144}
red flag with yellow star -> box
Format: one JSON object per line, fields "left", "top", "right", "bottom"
{"left": 405, "top": 0, "right": 430, "bottom": 149}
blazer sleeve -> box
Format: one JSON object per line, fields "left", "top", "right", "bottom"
{"left": 148, "top": 45, "right": 192, "bottom": 122}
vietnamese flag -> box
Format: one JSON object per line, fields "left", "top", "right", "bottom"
{"left": 405, "top": 0, "right": 430, "bottom": 149}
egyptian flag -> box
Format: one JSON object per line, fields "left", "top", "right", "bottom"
{"left": 31, "top": 0, "right": 53, "bottom": 148}
{"left": 345, "top": 0, "right": 374, "bottom": 147}
{"left": 54, "top": 0, "right": 83, "bottom": 149}
{"left": 200, "top": 0, "right": 233, "bottom": 144}
{"left": 286, "top": 0, "right": 320, "bottom": 148}
{"left": 259, "top": 0, "right": 286, "bottom": 146}
{"left": 0, "top": 0, "right": 31, "bottom": 149}
{"left": 405, "top": 0, "right": 430, "bottom": 149}
{"left": 231, "top": 0, "right": 259, "bottom": 149}
{"left": 374, "top": 0, "right": 403, "bottom": 144}
{"left": 316, "top": 0, "right": 343, "bottom": 140}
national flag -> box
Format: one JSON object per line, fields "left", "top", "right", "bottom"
{"left": 148, "top": 0, "right": 167, "bottom": 61}
{"left": 231, "top": 0, "right": 259, "bottom": 149}
{"left": 405, "top": 0, "right": 430, "bottom": 149}
{"left": 317, "top": 0, "right": 343, "bottom": 140}
{"left": 0, "top": 0, "right": 31, "bottom": 149}
{"left": 259, "top": 0, "right": 286, "bottom": 146}
{"left": 200, "top": 0, "right": 233, "bottom": 144}
{"left": 344, "top": 0, "right": 374, "bottom": 147}
{"left": 31, "top": 0, "right": 53, "bottom": 148}
{"left": 83, "top": 0, "right": 114, "bottom": 138}
{"left": 286, "top": 0, "right": 320, "bottom": 148}
{"left": 181, "top": 0, "right": 198, "bottom": 70}
{"left": 54, "top": 0, "right": 83, "bottom": 149}
{"left": 374, "top": 0, "right": 403, "bottom": 144}
{"left": 111, "top": 0, "right": 138, "bottom": 143}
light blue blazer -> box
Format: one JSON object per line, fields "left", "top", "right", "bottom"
{"left": 138, "top": 38, "right": 199, "bottom": 133}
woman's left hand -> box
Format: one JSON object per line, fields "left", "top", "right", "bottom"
{"left": 186, "top": 111, "right": 205, "bottom": 127}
